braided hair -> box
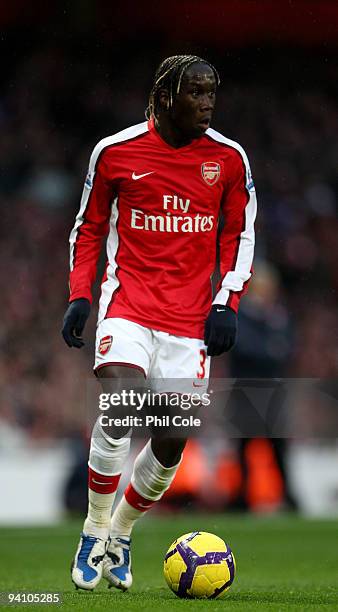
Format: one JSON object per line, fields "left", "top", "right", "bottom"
{"left": 146, "top": 54, "right": 220, "bottom": 119}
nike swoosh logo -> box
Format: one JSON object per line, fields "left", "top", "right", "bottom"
{"left": 132, "top": 171, "right": 155, "bottom": 180}
{"left": 138, "top": 502, "right": 153, "bottom": 509}
{"left": 216, "top": 308, "right": 225, "bottom": 312}
{"left": 92, "top": 479, "right": 113, "bottom": 485}
{"left": 193, "top": 382, "right": 204, "bottom": 387}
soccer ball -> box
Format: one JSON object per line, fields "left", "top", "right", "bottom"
{"left": 163, "top": 531, "right": 235, "bottom": 599}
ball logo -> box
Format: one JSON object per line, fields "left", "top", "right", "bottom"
{"left": 98, "top": 335, "right": 112, "bottom": 355}
{"left": 201, "top": 162, "right": 220, "bottom": 186}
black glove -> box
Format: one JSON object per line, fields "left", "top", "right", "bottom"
{"left": 204, "top": 305, "right": 237, "bottom": 356}
{"left": 62, "top": 298, "right": 91, "bottom": 348}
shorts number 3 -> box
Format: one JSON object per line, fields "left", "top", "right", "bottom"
{"left": 197, "top": 349, "right": 206, "bottom": 379}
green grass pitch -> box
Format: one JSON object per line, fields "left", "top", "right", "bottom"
{"left": 0, "top": 514, "right": 337, "bottom": 611}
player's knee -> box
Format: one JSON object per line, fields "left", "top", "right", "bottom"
{"left": 96, "top": 366, "right": 145, "bottom": 435}
{"left": 151, "top": 437, "right": 187, "bottom": 467}
{"left": 89, "top": 418, "right": 131, "bottom": 474}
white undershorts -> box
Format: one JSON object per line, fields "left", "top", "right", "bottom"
{"left": 94, "top": 317, "right": 210, "bottom": 393}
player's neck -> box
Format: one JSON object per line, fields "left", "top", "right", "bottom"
{"left": 154, "top": 117, "right": 194, "bottom": 149}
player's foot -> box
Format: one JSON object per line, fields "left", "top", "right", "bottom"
{"left": 103, "top": 536, "right": 132, "bottom": 591}
{"left": 71, "top": 532, "right": 107, "bottom": 590}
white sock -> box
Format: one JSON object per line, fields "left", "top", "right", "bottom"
{"left": 110, "top": 440, "right": 181, "bottom": 537}
{"left": 83, "top": 418, "right": 130, "bottom": 539}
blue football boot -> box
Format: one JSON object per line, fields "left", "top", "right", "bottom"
{"left": 103, "top": 536, "right": 132, "bottom": 591}
{"left": 71, "top": 532, "right": 107, "bottom": 590}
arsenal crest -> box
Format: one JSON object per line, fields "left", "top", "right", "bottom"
{"left": 98, "top": 335, "right": 113, "bottom": 355}
{"left": 201, "top": 162, "right": 220, "bottom": 186}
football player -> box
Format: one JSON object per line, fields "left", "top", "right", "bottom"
{"left": 62, "top": 54, "right": 256, "bottom": 591}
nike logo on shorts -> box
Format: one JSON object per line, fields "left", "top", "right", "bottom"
{"left": 132, "top": 171, "right": 155, "bottom": 180}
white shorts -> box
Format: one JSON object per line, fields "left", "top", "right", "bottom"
{"left": 94, "top": 317, "right": 210, "bottom": 393}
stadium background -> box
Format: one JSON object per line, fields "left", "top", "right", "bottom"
{"left": 0, "top": 0, "right": 337, "bottom": 525}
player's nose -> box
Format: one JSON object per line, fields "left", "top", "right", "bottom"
{"left": 199, "top": 94, "right": 214, "bottom": 111}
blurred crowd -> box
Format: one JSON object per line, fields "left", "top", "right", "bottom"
{"left": 0, "top": 40, "right": 337, "bottom": 443}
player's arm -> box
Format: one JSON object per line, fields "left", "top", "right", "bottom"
{"left": 62, "top": 145, "right": 114, "bottom": 348}
{"left": 204, "top": 149, "right": 257, "bottom": 356}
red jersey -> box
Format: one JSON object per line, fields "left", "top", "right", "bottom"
{"left": 69, "top": 119, "right": 256, "bottom": 339}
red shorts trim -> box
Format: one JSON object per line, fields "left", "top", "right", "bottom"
{"left": 94, "top": 362, "right": 146, "bottom": 377}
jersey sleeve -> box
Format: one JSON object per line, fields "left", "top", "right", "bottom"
{"left": 213, "top": 147, "right": 257, "bottom": 313}
{"left": 68, "top": 144, "right": 115, "bottom": 303}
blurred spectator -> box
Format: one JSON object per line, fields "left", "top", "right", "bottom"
{"left": 230, "top": 260, "right": 292, "bottom": 378}
{"left": 222, "top": 261, "right": 298, "bottom": 511}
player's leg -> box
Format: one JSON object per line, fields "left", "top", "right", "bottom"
{"left": 105, "top": 331, "right": 208, "bottom": 590}
{"left": 111, "top": 330, "right": 210, "bottom": 532}
{"left": 72, "top": 365, "right": 144, "bottom": 590}
{"left": 104, "top": 436, "right": 186, "bottom": 590}
{"left": 84, "top": 364, "right": 144, "bottom": 538}
{"left": 110, "top": 436, "right": 186, "bottom": 536}
{"left": 72, "top": 318, "right": 151, "bottom": 591}
{"left": 150, "top": 437, "right": 186, "bottom": 467}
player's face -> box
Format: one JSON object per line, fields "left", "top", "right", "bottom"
{"left": 170, "top": 63, "right": 217, "bottom": 139}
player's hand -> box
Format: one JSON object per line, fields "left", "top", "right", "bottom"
{"left": 62, "top": 298, "right": 91, "bottom": 348}
{"left": 204, "top": 305, "right": 237, "bottom": 356}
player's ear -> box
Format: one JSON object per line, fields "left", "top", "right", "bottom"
{"left": 158, "top": 88, "right": 170, "bottom": 112}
